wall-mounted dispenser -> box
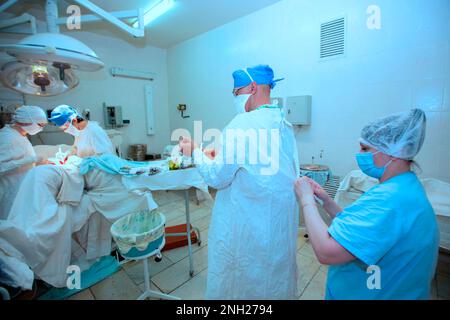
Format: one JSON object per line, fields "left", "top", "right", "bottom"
{"left": 285, "top": 95, "right": 312, "bottom": 125}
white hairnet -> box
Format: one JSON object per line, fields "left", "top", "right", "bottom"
{"left": 13, "top": 105, "right": 48, "bottom": 124}
{"left": 360, "top": 109, "right": 426, "bottom": 160}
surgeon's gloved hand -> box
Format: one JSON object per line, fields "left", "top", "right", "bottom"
{"left": 295, "top": 177, "right": 316, "bottom": 207}
{"left": 55, "top": 148, "right": 68, "bottom": 161}
{"left": 306, "top": 177, "right": 332, "bottom": 204}
{"left": 203, "top": 148, "right": 216, "bottom": 160}
{"left": 179, "top": 136, "right": 198, "bottom": 157}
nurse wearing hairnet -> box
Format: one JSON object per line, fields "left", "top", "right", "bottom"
{"left": 295, "top": 109, "right": 439, "bottom": 300}
{"left": 179, "top": 65, "right": 299, "bottom": 299}
{"left": 0, "top": 105, "right": 48, "bottom": 219}
{"left": 49, "top": 104, "right": 114, "bottom": 158}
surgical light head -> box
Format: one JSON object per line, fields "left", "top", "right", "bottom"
{"left": 1, "top": 61, "right": 79, "bottom": 96}
{"left": 0, "top": 33, "right": 103, "bottom": 96}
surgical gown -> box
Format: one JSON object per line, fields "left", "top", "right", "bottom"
{"left": 326, "top": 172, "right": 439, "bottom": 299}
{"left": 194, "top": 108, "right": 299, "bottom": 299}
{"left": 0, "top": 125, "right": 37, "bottom": 220}
{"left": 74, "top": 121, "right": 114, "bottom": 158}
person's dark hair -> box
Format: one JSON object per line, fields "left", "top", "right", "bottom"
{"left": 74, "top": 115, "right": 85, "bottom": 123}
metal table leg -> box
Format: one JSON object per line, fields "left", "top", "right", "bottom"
{"left": 164, "top": 188, "right": 202, "bottom": 277}
{"left": 185, "top": 189, "right": 194, "bottom": 277}
{"left": 137, "top": 252, "right": 180, "bottom": 300}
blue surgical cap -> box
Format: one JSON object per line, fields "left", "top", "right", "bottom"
{"left": 232, "top": 65, "right": 284, "bottom": 90}
{"left": 49, "top": 104, "right": 79, "bottom": 127}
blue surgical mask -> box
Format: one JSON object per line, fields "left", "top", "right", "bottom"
{"left": 356, "top": 151, "right": 392, "bottom": 179}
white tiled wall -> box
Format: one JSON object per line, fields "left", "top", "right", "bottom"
{"left": 168, "top": 0, "right": 450, "bottom": 181}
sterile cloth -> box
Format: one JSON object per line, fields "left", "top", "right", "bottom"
{"left": 0, "top": 156, "right": 152, "bottom": 288}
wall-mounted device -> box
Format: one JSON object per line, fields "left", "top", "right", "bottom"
{"left": 285, "top": 95, "right": 312, "bottom": 125}
{"left": 103, "top": 103, "right": 128, "bottom": 128}
{"left": 177, "top": 104, "right": 190, "bottom": 119}
{"left": 110, "top": 67, "right": 155, "bottom": 81}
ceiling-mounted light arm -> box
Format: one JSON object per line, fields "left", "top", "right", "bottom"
{"left": 46, "top": 0, "right": 60, "bottom": 33}
{"left": 72, "top": 0, "right": 145, "bottom": 38}
{"left": 0, "top": 0, "right": 18, "bottom": 14}
{"left": 54, "top": 9, "right": 141, "bottom": 26}
{"left": 0, "top": 13, "right": 37, "bottom": 35}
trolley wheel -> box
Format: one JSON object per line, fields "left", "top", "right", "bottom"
{"left": 198, "top": 241, "right": 202, "bottom": 246}
{"left": 155, "top": 254, "right": 163, "bottom": 262}
{"left": 189, "top": 270, "right": 194, "bottom": 277}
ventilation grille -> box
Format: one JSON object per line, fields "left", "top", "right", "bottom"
{"left": 320, "top": 17, "right": 346, "bottom": 59}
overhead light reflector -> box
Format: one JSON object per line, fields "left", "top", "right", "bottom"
{"left": 1, "top": 61, "right": 79, "bottom": 96}
{"left": 0, "top": 32, "right": 102, "bottom": 96}
{"left": 0, "top": 32, "right": 104, "bottom": 71}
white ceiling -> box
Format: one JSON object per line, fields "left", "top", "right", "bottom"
{"left": 5, "top": 0, "right": 282, "bottom": 48}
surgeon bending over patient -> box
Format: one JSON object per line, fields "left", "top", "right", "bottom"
{"left": 295, "top": 109, "right": 439, "bottom": 300}
{"left": 49, "top": 104, "right": 115, "bottom": 158}
{"left": 0, "top": 105, "right": 48, "bottom": 219}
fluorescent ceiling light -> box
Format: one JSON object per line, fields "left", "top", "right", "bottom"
{"left": 133, "top": 0, "right": 174, "bottom": 28}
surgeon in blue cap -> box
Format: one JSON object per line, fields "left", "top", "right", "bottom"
{"left": 232, "top": 65, "right": 284, "bottom": 114}
{"left": 179, "top": 65, "right": 299, "bottom": 300}
{"left": 49, "top": 104, "right": 114, "bottom": 158}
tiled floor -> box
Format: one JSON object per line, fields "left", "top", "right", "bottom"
{"left": 69, "top": 190, "right": 450, "bottom": 300}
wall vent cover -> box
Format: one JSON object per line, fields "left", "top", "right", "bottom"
{"left": 320, "top": 17, "right": 346, "bottom": 59}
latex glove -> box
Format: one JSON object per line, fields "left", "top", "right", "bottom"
{"left": 55, "top": 147, "right": 68, "bottom": 161}
{"left": 295, "top": 177, "right": 316, "bottom": 207}
{"left": 304, "top": 176, "right": 332, "bottom": 204}
{"left": 179, "top": 136, "right": 198, "bottom": 157}
{"left": 204, "top": 148, "right": 216, "bottom": 160}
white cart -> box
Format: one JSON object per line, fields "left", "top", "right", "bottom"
{"left": 122, "top": 164, "right": 210, "bottom": 277}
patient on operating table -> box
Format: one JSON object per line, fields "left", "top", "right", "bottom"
{"left": 0, "top": 147, "right": 151, "bottom": 290}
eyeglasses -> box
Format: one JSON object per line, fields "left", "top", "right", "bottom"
{"left": 232, "top": 84, "right": 252, "bottom": 97}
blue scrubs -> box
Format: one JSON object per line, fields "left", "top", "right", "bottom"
{"left": 326, "top": 172, "right": 439, "bottom": 300}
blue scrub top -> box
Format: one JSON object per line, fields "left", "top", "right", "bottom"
{"left": 326, "top": 172, "right": 439, "bottom": 300}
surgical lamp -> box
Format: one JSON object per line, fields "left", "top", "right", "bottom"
{"left": 0, "top": 32, "right": 104, "bottom": 97}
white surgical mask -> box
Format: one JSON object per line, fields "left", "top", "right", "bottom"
{"left": 233, "top": 68, "right": 256, "bottom": 114}
{"left": 22, "top": 123, "right": 43, "bottom": 135}
{"left": 234, "top": 94, "right": 252, "bottom": 114}
{"left": 64, "top": 122, "right": 81, "bottom": 137}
